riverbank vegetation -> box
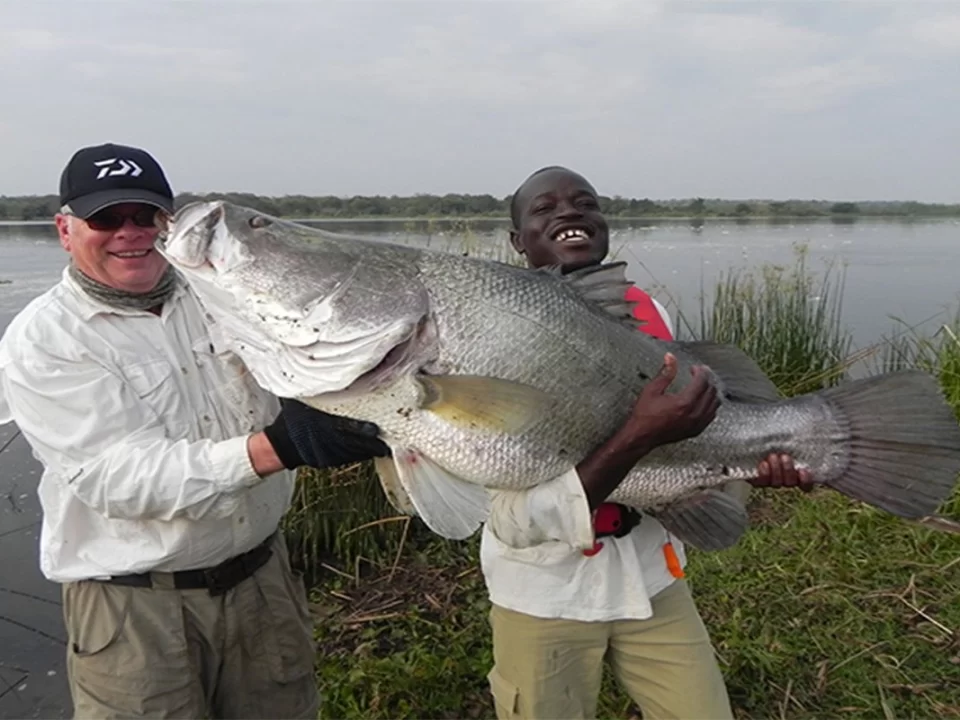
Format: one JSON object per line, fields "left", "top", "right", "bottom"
{"left": 279, "top": 246, "right": 960, "bottom": 719}
{"left": 2, "top": 192, "right": 960, "bottom": 222}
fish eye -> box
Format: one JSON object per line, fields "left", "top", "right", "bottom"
{"left": 249, "top": 215, "right": 271, "bottom": 229}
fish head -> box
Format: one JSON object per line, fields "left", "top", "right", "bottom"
{"left": 158, "top": 200, "right": 436, "bottom": 400}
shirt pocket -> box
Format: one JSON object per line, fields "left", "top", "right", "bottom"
{"left": 487, "top": 668, "right": 521, "bottom": 718}
{"left": 123, "top": 358, "right": 190, "bottom": 439}
{"left": 485, "top": 526, "right": 583, "bottom": 567}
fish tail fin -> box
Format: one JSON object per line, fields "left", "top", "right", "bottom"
{"left": 818, "top": 370, "right": 960, "bottom": 518}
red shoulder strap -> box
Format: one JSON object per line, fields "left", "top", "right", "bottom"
{"left": 624, "top": 286, "right": 673, "bottom": 341}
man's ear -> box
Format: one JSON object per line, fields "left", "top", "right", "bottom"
{"left": 54, "top": 214, "right": 72, "bottom": 252}
{"left": 509, "top": 229, "right": 524, "bottom": 255}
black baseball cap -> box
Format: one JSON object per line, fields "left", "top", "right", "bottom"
{"left": 59, "top": 143, "right": 174, "bottom": 219}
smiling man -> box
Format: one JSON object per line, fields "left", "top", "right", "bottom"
{"left": 480, "top": 165, "right": 811, "bottom": 720}
{"left": 0, "top": 143, "right": 391, "bottom": 718}
{"left": 56, "top": 144, "right": 178, "bottom": 295}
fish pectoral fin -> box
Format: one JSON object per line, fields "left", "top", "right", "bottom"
{"left": 675, "top": 340, "right": 782, "bottom": 402}
{"left": 373, "top": 456, "right": 418, "bottom": 516}
{"left": 648, "top": 489, "right": 749, "bottom": 552}
{"left": 390, "top": 446, "right": 491, "bottom": 540}
{"left": 417, "top": 374, "right": 550, "bottom": 434}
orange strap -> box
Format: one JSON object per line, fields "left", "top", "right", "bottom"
{"left": 663, "top": 541, "right": 685, "bottom": 579}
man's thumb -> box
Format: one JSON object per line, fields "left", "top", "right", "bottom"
{"left": 649, "top": 353, "right": 678, "bottom": 392}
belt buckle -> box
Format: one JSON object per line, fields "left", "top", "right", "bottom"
{"left": 203, "top": 566, "right": 230, "bottom": 596}
{"left": 203, "top": 540, "right": 271, "bottom": 596}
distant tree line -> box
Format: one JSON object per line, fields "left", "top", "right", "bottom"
{"left": 1, "top": 192, "right": 958, "bottom": 222}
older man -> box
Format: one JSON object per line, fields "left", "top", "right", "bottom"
{"left": 0, "top": 143, "right": 389, "bottom": 718}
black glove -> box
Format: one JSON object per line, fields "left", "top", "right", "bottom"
{"left": 263, "top": 398, "right": 391, "bottom": 470}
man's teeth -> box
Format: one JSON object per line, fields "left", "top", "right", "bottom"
{"left": 554, "top": 228, "right": 590, "bottom": 242}
{"left": 113, "top": 250, "right": 151, "bottom": 258}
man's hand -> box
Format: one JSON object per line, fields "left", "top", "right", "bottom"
{"left": 262, "top": 399, "right": 391, "bottom": 471}
{"left": 623, "top": 353, "right": 721, "bottom": 450}
{"left": 575, "top": 353, "right": 720, "bottom": 509}
{"left": 751, "top": 453, "right": 815, "bottom": 492}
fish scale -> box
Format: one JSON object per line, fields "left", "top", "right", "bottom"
{"left": 607, "top": 396, "right": 844, "bottom": 508}
{"left": 159, "top": 201, "right": 960, "bottom": 551}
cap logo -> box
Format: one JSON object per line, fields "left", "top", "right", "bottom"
{"left": 94, "top": 158, "right": 143, "bottom": 180}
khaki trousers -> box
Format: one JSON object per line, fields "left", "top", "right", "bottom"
{"left": 62, "top": 533, "right": 319, "bottom": 720}
{"left": 487, "top": 579, "right": 733, "bottom": 720}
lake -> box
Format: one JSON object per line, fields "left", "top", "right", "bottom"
{"left": 2, "top": 217, "right": 959, "bottom": 358}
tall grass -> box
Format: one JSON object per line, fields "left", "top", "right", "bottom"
{"left": 879, "top": 310, "right": 960, "bottom": 400}
{"left": 281, "top": 462, "right": 418, "bottom": 585}
{"left": 685, "top": 243, "right": 855, "bottom": 396}
{"left": 409, "top": 218, "right": 522, "bottom": 264}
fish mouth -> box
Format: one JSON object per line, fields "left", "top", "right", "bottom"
{"left": 157, "top": 201, "right": 226, "bottom": 269}
{"left": 550, "top": 223, "right": 594, "bottom": 244}
{"left": 346, "top": 315, "right": 436, "bottom": 393}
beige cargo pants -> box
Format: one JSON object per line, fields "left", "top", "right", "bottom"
{"left": 487, "top": 578, "right": 733, "bottom": 720}
{"left": 62, "top": 533, "right": 319, "bottom": 719}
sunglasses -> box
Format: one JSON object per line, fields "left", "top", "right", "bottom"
{"left": 84, "top": 206, "right": 160, "bottom": 232}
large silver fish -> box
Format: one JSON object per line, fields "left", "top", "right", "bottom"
{"left": 157, "top": 201, "right": 960, "bottom": 551}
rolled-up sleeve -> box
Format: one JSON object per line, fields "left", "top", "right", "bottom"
{"left": 0, "top": 350, "right": 263, "bottom": 522}
{"left": 485, "top": 467, "right": 595, "bottom": 550}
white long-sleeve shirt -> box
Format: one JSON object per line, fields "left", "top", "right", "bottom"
{"left": 480, "top": 298, "right": 688, "bottom": 622}
{"left": 0, "top": 267, "right": 295, "bottom": 583}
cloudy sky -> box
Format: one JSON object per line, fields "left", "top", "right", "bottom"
{"left": 1, "top": 0, "right": 957, "bottom": 202}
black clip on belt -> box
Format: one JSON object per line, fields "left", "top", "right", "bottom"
{"left": 97, "top": 533, "right": 275, "bottom": 596}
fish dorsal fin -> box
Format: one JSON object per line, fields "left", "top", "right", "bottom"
{"left": 546, "top": 261, "right": 643, "bottom": 329}
{"left": 675, "top": 340, "right": 782, "bottom": 402}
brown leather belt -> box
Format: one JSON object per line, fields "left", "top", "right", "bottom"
{"left": 95, "top": 533, "right": 275, "bottom": 596}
